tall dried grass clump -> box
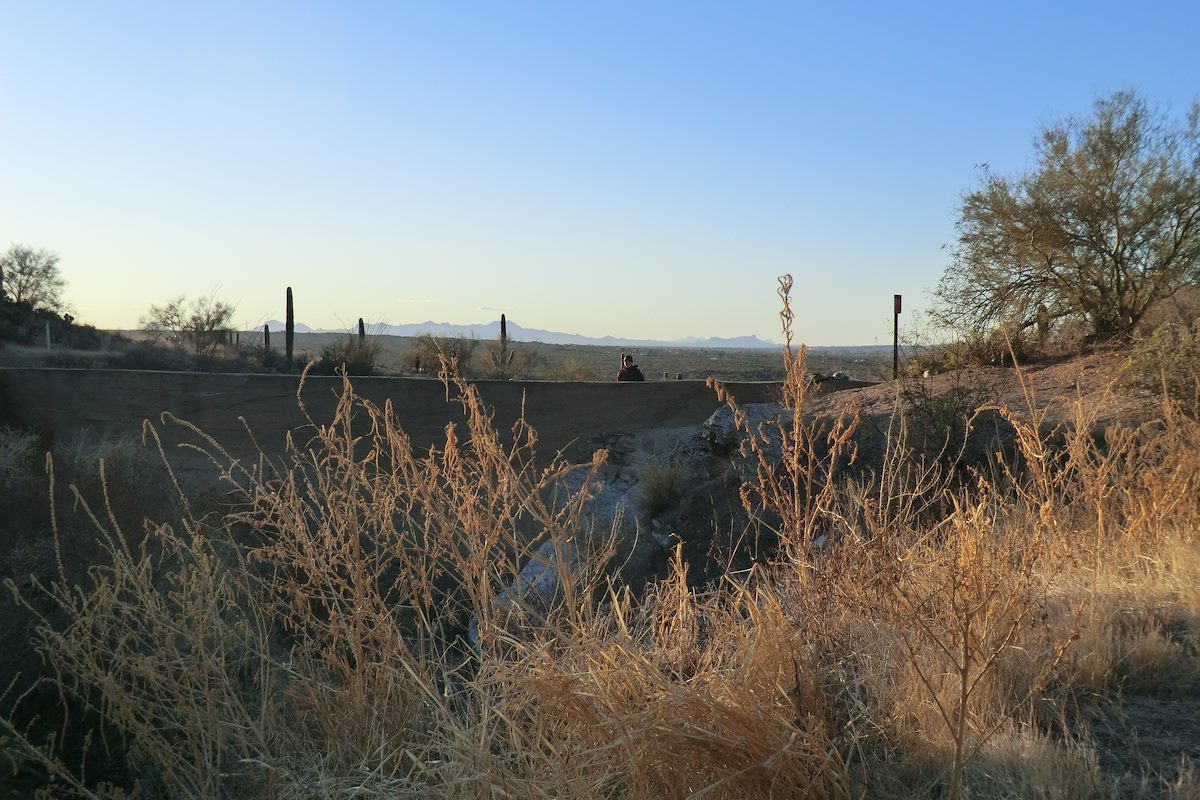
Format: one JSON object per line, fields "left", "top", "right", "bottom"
{"left": 702, "top": 276, "right": 1200, "bottom": 798}
{"left": 482, "top": 551, "right": 852, "bottom": 799}
{"left": 2, "top": 354, "right": 607, "bottom": 797}
{"left": 708, "top": 274, "right": 861, "bottom": 572}
{"left": 0, "top": 425, "right": 38, "bottom": 485}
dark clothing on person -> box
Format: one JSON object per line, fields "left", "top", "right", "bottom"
{"left": 616, "top": 364, "right": 645, "bottom": 382}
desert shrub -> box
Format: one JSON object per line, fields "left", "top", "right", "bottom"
{"left": 910, "top": 325, "right": 1040, "bottom": 376}
{"left": 0, "top": 426, "right": 37, "bottom": 485}
{"left": 1135, "top": 285, "right": 1200, "bottom": 336}
{"left": 1123, "top": 319, "right": 1200, "bottom": 407}
{"left": 480, "top": 339, "right": 540, "bottom": 379}
{"left": 490, "top": 551, "right": 852, "bottom": 799}
{"left": 0, "top": 301, "right": 39, "bottom": 346}
{"left": 709, "top": 275, "right": 861, "bottom": 567}
{"left": 27, "top": 434, "right": 172, "bottom": 589}
{"left": 314, "top": 335, "right": 381, "bottom": 375}
{"left": 406, "top": 333, "right": 478, "bottom": 376}
{"left": 0, "top": 429, "right": 190, "bottom": 795}
{"left": 896, "top": 375, "right": 1002, "bottom": 472}
{"left": 54, "top": 322, "right": 118, "bottom": 351}
{"left": 0, "top": 428, "right": 179, "bottom": 600}
{"left": 202, "top": 340, "right": 289, "bottom": 373}
{"left": 140, "top": 294, "right": 235, "bottom": 360}
{"left": 57, "top": 434, "right": 164, "bottom": 506}
{"left": 0, "top": 301, "right": 100, "bottom": 350}
{"left": 704, "top": 276, "right": 1200, "bottom": 798}
{"left": 636, "top": 462, "right": 686, "bottom": 516}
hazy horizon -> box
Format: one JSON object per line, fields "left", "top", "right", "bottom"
{"left": 132, "top": 314, "right": 904, "bottom": 349}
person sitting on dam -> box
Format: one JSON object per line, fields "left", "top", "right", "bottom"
{"left": 616, "top": 353, "right": 645, "bottom": 382}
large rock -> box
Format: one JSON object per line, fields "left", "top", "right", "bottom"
{"left": 702, "top": 403, "right": 787, "bottom": 456}
{"left": 702, "top": 403, "right": 793, "bottom": 484}
{"left": 469, "top": 404, "right": 837, "bottom": 649}
{"left": 467, "top": 423, "right": 721, "bottom": 648}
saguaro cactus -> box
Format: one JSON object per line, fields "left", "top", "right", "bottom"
{"left": 358, "top": 317, "right": 366, "bottom": 340}
{"left": 285, "top": 287, "right": 295, "bottom": 368}
{"left": 263, "top": 324, "right": 270, "bottom": 350}
{"left": 498, "top": 313, "right": 515, "bottom": 366}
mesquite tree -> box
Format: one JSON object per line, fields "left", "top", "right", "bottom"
{"left": 935, "top": 91, "right": 1200, "bottom": 340}
{"left": 0, "top": 245, "right": 66, "bottom": 312}
{"left": 142, "top": 294, "right": 235, "bottom": 358}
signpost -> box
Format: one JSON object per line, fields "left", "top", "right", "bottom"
{"left": 893, "top": 294, "right": 902, "bottom": 380}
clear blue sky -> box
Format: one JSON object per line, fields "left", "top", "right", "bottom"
{"left": 2, "top": 1, "right": 1196, "bottom": 344}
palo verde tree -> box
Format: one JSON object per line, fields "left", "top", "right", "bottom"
{"left": 0, "top": 244, "right": 67, "bottom": 312}
{"left": 935, "top": 91, "right": 1200, "bottom": 340}
{"left": 142, "top": 293, "right": 236, "bottom": 359}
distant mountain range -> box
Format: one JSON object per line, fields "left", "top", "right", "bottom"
{"left": 261, "top": 318, "right": 783, "bottom": 349}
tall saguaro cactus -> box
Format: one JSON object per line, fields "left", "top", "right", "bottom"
{"left": 285, "top": 287, "right": 295, "bottom": 368}
{"left": 498, "top": 313, "right": 515, "bottom": 367}
{"left": 358, "top": 317, "right": 365, "bottom": 340}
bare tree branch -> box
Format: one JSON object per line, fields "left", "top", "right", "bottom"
{"left": 0, "top": 244, "right": 67, "bottom": 313}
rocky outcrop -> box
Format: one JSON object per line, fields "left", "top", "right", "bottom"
{"left": 469, "top": 414, "right": 770, "bottom": 646}
{"left": 701, "top": 402, "right": 787, "bottom": 457}
{"left": 467, "top": 384, "right": 881, "bottom": 648}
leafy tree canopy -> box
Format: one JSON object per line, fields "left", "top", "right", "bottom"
{"left": 935, "top": 91, "right": 1200, "bottom": 340}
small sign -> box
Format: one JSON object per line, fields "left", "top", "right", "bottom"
{"left": 894, "top": 294, "right": 902, "bottom": 315}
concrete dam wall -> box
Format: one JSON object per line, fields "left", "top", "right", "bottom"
{"left": 0, "top": 368, "right": 785, "bottom": 480}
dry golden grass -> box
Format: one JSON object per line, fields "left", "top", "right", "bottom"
{"left": 635, "top": 461, "right": 686, "bottom": 516}
{"left": 4, "top": 280, "right": 1200, "bottom": 798}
